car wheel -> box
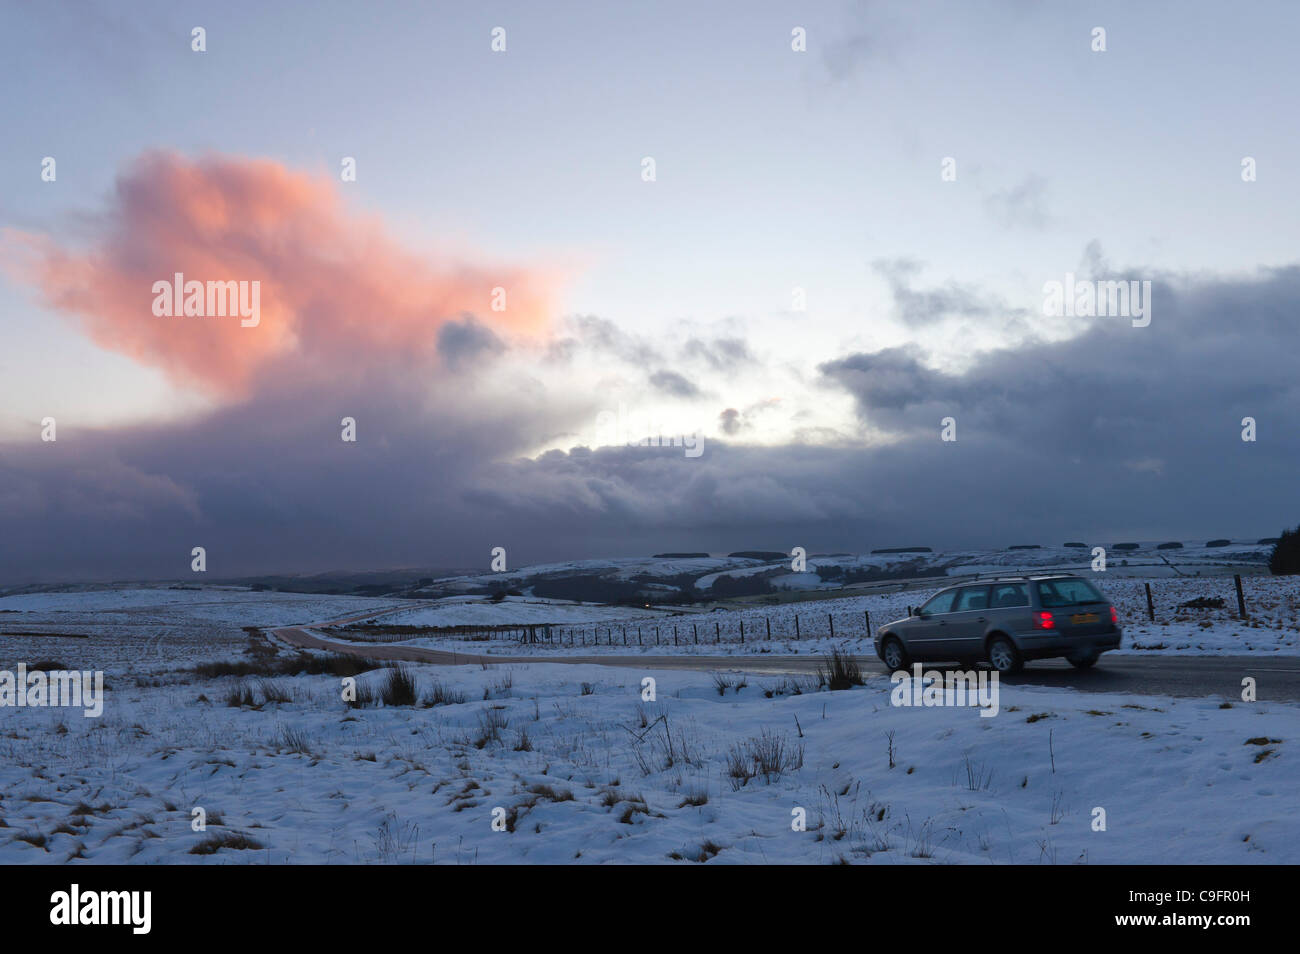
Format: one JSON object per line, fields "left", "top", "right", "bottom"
{"left": 881, "top": 636, "right": 910, "bottom": 671}
{"left": 987, "top": 636, "right": 1023, "bottom": 674}
{"left": 1068, "top": 652, "right": 1099, "bottom": 669}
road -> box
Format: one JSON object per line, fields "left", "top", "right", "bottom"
{"left": 271, "top": 620, "right": 1300, "bottom": 703}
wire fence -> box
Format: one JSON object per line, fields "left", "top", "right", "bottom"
{"left": 320, "top": 574, "right": 1257, "bottom": 650}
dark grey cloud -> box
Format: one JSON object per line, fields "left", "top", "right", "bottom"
{"left": 1, "top": 263, "right": 1296, "bottom": 583}
{"left": 437, "top": 315, "right": 505, "bottom": 369}
{"left": 820, "top": 345, "right": 954, "bottom": 411}
{"left": 818, "top": 263, "right": 1300, "bottom": 540}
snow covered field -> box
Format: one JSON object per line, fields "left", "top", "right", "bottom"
{"left": 1, "top": 581, "right": 1294, "bottom": 865}
{"left": 0, "top": 587, "right": 408, "bottom": 675}
{"left": 0, "top": 660, "right": 1292, "bottom": 864}
{"left": 355, "top": 595, "right": 668, "bottom": 628}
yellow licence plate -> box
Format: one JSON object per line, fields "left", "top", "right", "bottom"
{"left": 1071, "top": 613, "right": 1098, "bottom": 624}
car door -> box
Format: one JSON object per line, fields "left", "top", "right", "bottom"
{"left": 908, "top": 588, "right": 958, "bottom": 659}
{"left": 987, "top": 581, "right": 1032, "bottom": 635}
{"left": 943, "top": 585, "right": 993, "bottom": 658}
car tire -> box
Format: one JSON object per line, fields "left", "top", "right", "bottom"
{"left": 987, "top": 636, "right": 1024, "bottom": 674}
{"left": 1067, "top": 652, "right": 1099, "bottom": 669}
{"left": 881, "top": 636, "right": 911, "bottom": 672}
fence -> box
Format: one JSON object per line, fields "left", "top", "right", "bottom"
{"left": 322, "top": 574, "right": 1257, "bottom": 649}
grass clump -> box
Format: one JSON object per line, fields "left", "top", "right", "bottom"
{"left": 817, "top": 649, "right": 864, "bottom": 691}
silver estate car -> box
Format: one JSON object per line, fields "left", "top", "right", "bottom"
{"left": 874, "top": 574, "right": 1122, "bottom": 674}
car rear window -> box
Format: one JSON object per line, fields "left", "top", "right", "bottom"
{"left": 1036, "top": 578, "right": 1104, "bottom": 607}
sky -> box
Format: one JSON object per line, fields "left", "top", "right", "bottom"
{"left": 1, "top": 0, "right": 1298, "bottom": 582}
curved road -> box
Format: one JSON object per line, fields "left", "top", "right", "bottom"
{"left": 271, "top": 610, "right": 1300, "bottom": 703}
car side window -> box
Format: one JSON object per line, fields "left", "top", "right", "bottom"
{"left": 953, "top": 586, "right": 990, "bottom": 612}
{"left": 920, "top": 590, "right": 957, "bottom": 615}
{"left": 990, "top": 583, "right": 1029, "bottom": 608}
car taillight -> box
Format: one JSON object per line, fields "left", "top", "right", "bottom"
{"left": 1110, "top": 606, "right": 1119, "bottom": 625}
{"left": 1036, "top": 611, "right": 1055, "bottom": 630}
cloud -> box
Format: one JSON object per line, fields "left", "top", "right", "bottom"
{"left": 983, "top": 174, "right": 1051, "bottom": 229}
{"left": 487, "top": 255, "right": 1300, "bottom": 550}
{"left": 2, "top": 219, "right": 1296, "bottom": 580}
{"left": 3, "top": 151, "right": 561, "bottom": 398}
{"left": 820, "top": 345, "right": 955, "bottom": 412}
{"left": 820, "top": 2, "right": 906, "bottom": 82}
{"left": 437, "top": 315, "right": 506, "bottom": 370}
{"left": 871, "top": 258, "right": 1022, "bottom": 327}
{"left": 820, "top": 261, "right": 1300, "bottom": 512}
{"left": 717, "top": 398, "right": 782, "bottom": 437}
{"left": 648, "top": 369, "right": 701, "bottom": 398}
{"left": 546, "top": 314, "right": 654, "bottom": 366}
{"left": 681, "top": 336, "right": 754, "bottom": 370}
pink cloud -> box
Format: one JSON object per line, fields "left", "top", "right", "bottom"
{"left": 4, "top": 151, "right": 562, "bottom": 397}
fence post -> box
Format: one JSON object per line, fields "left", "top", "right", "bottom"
{"left": 740, "top": 619, "right": 744, "bottom": 644}
{"left": 795, "top": 614, "right": 800, "bottom": 639}
{"left": 655, "top": 627, "right": 660, "bottom": 646}
{"left": 693, "top": 623, "right": 698, "bottom": 645}
{"left": 623, "top": 627, "right": 627, "bottom": 646}
{"left": 766, "top": 617, "right": 771, "bottom": 638}
{"left": 673, "top": 626, "right": 678, "bottom": 646}
{"left": 1234, "top": 574, "right": 1248, "bottom": 617}
{"left": 828, "top": 614, "right": 834, "bottom": 638}
{"left": 715, "top": 621, "right": 720, "bottom": 644}
{"left": 865, "top": 610, "right": 871, "bottom": 634}
{"left": 1145, "top": 583, "right": 1155, "bottom": 621}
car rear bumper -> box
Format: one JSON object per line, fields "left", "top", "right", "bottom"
{"left": 1013, "top": 626, "right": 1122, "bottom": 659}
